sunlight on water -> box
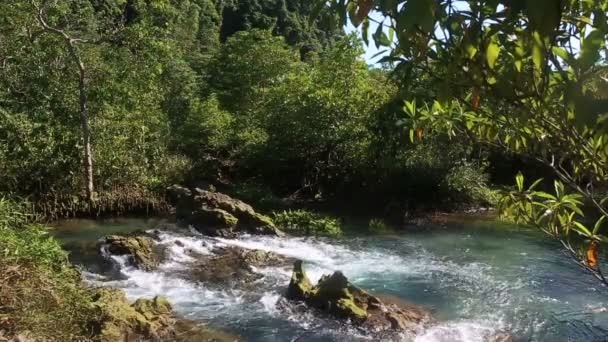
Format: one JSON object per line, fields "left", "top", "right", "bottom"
{"left": 56, "top": 219, "right": 608, "bottom": 341}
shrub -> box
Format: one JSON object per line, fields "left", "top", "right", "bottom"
{"left": 271, "top": 209, "right": 342, "bottom": 237}
{"left": 442, "top": 162, "right": 498, "bottom": 206}
{"left": 368, "top": 218, "right": 392, "bottom": 233}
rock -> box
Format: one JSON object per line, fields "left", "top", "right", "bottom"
{"left": 172, "top": 320, "right": 242, "bottom": 342}
{"left": 100, "top": 232, "right": 165, "bottom": 271}
{"left": 169, "top": 184, "right": 283, "bottom": 237}
{"left": 179, "top": 247, "right": 289, "bottom": 288}
{"left": 286, "top": 260, "right": 314, "bottom": 301}
{"left": 91, "top": 289, "right": 176, "bottom": 342}
{"left": 285, "top": 261, "right": 432, "bottom": 332}
{"left": 241, "top": 249, "right": 286, "bottom": 267}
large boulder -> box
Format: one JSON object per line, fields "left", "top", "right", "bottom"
{"left": 100, "top": 232, "right": 166, "bottom": 271}
{"left": 285, "top": 261, "right": 432, "bottom": 332}
{"left": 169, "top": 185, "right": 283, "bottom": 237}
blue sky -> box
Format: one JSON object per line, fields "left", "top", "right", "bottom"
{"left": 344, "top": 13, "right": 390, "bottom": 65}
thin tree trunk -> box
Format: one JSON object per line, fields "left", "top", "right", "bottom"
{"left": 71, "top": 45, "right": 94, "bottom": 202}
{"left": 34, "top": 1, "right": 95, "bottom": 202}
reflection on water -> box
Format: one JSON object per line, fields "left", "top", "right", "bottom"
{"left": 53, "top": 218, "right": 608, "bottom": 341}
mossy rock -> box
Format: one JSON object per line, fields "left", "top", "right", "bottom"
{"left": 102, "top": 232, "right": 165, "bottom": 271}
{"left": 173, "top": 320, "right": 242, "bottom": 342}
{"left": 286, "top": 260, "right": 315, "bottom": 301}
{"left": 285, "top": 261, "right": 433, "bottom": 332}
{"left": 91, "top": 289, "right": 175, "bottom": 342}
{"left": 172, "top": 185, "right": 284, "bottom": 237}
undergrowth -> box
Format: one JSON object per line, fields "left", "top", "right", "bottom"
{"left": 0, "top": 198, "right": 97, "bottom": 341}
{"left": 271, "top": 209, "right": 342, "bottom": 237}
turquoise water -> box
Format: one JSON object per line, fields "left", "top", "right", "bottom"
{"left": 53, "top": 218, "right": 608, "bottom": 341}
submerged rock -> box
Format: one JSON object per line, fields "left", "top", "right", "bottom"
{"left": 180, "top": 247, "right": 289, "bottom": 287}
{"left": 285, "top": 260, "right": 432, "bottom": 332}
{"left": 173, "top": 320, "right": 242, "bottom": 342}
{"left": 169, "top": 184, "right": 283, "bottom": 237}
{"left": 100, "top": 231, "right": 166, "bottom": 271}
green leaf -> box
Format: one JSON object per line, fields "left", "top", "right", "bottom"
{"left": 373, "top": 24, "right": 392, "bottom": 48}
{"left": 525, "top": 0, "right": 561, "bottom": 38}
{"left": 404, "top": 100, "right": 416, "bottom": 115}
{"left": 397, "top": 0, "right": 435, "bottom": 34}
{"left": 593, "top": 216, "right": 607, "bottom": 235}
{"left": 362, "top": 18, "right": 370, "bottom": 46}
{"left": 579, "top": 30, "right": 606, "bottom": 70}
{"left": 516, "top": 172, "right": 525, "bottom": 191}
{"left": 486, "top": 36, "right": 501, "bottom": 69}
{"left": 551, "top": 46, "right": 570, "bottom": 61}
{"left": 466, "top": 43, "right": 478, "bottom": 59}
{"left": 573, "top": 221, "right": 592, "bottom": 237}
{"left": 532, "top": 32, "right": 545, "bottom": 72}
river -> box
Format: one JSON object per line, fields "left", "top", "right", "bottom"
{"left": 52, "top": 217, "right": 608, "bottom": 341}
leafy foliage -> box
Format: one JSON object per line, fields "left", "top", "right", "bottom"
{"left": 323, "top": 0, "right": 608, "bottom": 282}
{"left": 272, "top": 209, "right": 343, "bottom": 237}
{"left": 0, "top": 198, "right": 66, "bottom": 267}
{"left": 219, "top": 0, "right": 343, "bottom": 54}
{"left": 499, "top": 173, "right": 608, "bottom": 282}
{"left": 0, "top": 0, "right": 490, "bottom": 219}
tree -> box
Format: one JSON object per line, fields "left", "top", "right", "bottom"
{"left": 253, "top": 35, "right": 394, "bottom": 195}
{"left": 322, "top": 0, "right": 608, "bottom": 283}
{"left": 208, "top": 29, "right": 298, "bottom": 112}
{"left": 31, "top": 0, "right": 98, "bottom": 201}
{"left": 219, "top": 0, "right": 343, "bottom": 56}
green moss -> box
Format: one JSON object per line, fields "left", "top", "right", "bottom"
{"left": 104, "top": 234, "right": 160, "bottom": 271}
{"left": 252, "top": 212, "right": 274, "bottom": 227}
{"left": 92, "top": 290, "right": 175, "bottom": 342}
{"left": 192, "top": 207, "right": 239, "bottom": 228}
{"left": 132, "top": 296, "right": 172, "bottom": 317}
{"left": 336, "top": 298, "right": 368, "bottom": 321}
{"left": 271, "top": 210, "right": 342, "bottom": 237}
{"left": 286, "top": 260, "right": 315, "bottom": 300}
{"left": 287, "top": 262, "right": 369, "bottom": 323}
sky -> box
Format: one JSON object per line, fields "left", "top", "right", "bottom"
{"left": 344, "top": 13, "right": 390, "bottom": 65}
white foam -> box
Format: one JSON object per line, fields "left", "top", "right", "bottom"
{"left": 415, "top": 320, "right": 505, "bottom": 342}
{"left": 259, "top": 291, "right": 281, "bottom": 315}
{"left": 92, "top": 230, "right": 519, "bottom": 340}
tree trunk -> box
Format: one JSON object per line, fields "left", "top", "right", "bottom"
{"left": 35, "top": 2, "right": 95, "bottom": 202}
{"left": 75, "top": 53, "right": 94, "bottom": 202}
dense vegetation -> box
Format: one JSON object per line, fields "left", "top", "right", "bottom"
{"left": 0, "top": 0, "right": 492, "bottom": 220}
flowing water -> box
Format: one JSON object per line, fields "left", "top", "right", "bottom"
{"left": 53, "top": 217, "right": 608, "bottom": 341}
